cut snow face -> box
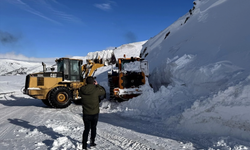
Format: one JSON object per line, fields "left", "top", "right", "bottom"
{"left": 179, "top": 75, "right": 250, "bottom": 141}
{"left": 110, "top": 0, "right": 250, "bottom": 147}
{"left": 141, "top": 0, "right": 250, "bottom": 92}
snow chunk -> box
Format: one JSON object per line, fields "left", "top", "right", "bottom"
{"left": 51, "top": 137, "right": 75, "bottom": 150}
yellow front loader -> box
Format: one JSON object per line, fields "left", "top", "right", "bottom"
{"left": 23, "top": 57, "right": 106, "bottom": 108}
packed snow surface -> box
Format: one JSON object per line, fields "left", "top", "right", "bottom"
{"left": 1, "top": 0, "right": 250, "bottom": 149}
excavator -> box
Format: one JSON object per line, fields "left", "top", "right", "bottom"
{"left": 23, "top": 56, "right": 111, "bottom": 108}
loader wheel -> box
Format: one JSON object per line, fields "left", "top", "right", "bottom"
{"left": 49, "top": 86, "right": 72, "bottom": 108}
{"left": 42, "top": 99, "right": 51, "bottom": 107}
{"left": 108, "top": 77, "right": 116, "bottom": 101}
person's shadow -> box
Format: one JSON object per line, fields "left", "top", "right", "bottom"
{"left": 8, "top": 118, "right": 79, "bottom": 149}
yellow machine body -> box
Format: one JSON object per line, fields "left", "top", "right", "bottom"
{"left": 23, "top": 57, "right": 105, "bottom": 108}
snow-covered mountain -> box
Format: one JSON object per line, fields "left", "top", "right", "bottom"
{"left": 0, "top": 0, "right": 250, "bottom": 149}
{"left": 0, "top": 41, "right": 146, "bottom": 76}
{"left": 0, "top": 59, "right": 44, "bottom": 76}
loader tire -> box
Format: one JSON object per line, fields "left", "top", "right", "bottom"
{"left": 49, "top": 86, "right": 72, "bottom": 108}
{"left": 42, "top": 99, "right": 51, "bottom": 107}
{"left": 109, "top": 78, "right": 115, "bottom": 101}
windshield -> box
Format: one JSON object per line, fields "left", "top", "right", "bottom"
{"left": 70, "top": 60, "right": 80, "bottom": 75}
{"left": 57, "top": 60, "right": 64, "bottom": 72}
{"left": 121, "top": 59, "right": 133, "bottom": 70}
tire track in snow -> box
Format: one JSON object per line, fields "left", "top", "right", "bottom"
{"left": 0, "top": 94, "right": 47, "bottom": 149}
{"left": 67, "top": 105, "right": 166, "bottom": 149}
{"left": 0, "top": 106, "right": 27, "bottom": 123}
{"left": 64, "top": 105, "right": 155, "bottom": 149}
{"left": 0, "top": 125, "right": 14, "bottom": 139}
{"left": 97, "top": 131, "right": 155, "bottom": 150}
{"left": 0, "top": 107, "right": 37, "bottom": 147}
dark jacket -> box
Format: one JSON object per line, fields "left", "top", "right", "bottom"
{"left": 79, "top": 84, "right": 105, "bottom": 115}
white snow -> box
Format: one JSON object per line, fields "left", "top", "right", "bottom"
{"left": 123, "top": 61, "right": 141, "bottom": 72}
{"left": 1, "top": 0, "right": 250, "bottom": 149}
{"left": 86, "top": 41, "right": 146, "bottom": 62}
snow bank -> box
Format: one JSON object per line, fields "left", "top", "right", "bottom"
{"left": 103, "top": 0, "right": 250, "bottom": 145}
{"left": 179, "top": 75, "right": 250, "bottom": 141}
{"left": 142, "top": 0, "right": 250, "bottom": 91}
{"left": 86, "top": 41, "right": 146, "bottom": 61}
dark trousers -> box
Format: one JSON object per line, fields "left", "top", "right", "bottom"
{"left": 82, "top": 114, "right": 99, "bottom": 147}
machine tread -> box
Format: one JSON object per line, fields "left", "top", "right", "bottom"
{"left": 48, "top": 86, "right": 72, "bottom": 108}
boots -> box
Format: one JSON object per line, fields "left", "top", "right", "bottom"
{"left": 82, "top": 143, "right": 87, "bottom": 150}
{"left": 83, "top": 139, "right": 96, "bottom": 149}
{"left": 90, "top": 139, "right": 97, "bottom": 147}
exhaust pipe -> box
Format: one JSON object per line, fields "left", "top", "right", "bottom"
{"left": 42, "top": 62, "right": 46, "bottom": 72}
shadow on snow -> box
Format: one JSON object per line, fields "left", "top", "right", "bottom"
{"left": 8, "top": 118, "right": 79, "bottom": 149}
{"left": 0, "top": 95, "right": 47, "bottom": 107}
{"left": 99, "top": 112, "right": 213, "bottom": 149}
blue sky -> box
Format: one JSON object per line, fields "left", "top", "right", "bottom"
{"left": 0, "top": 0, "right": 194, "bottom": 58}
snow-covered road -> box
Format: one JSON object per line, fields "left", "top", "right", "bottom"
{"left": 1, "top": 71, "right": 250, "bottom": 149}
{"left": 1, "top": 74, "right": 250, "bottom": 150}
{"left": 0, "top": 76, "right": 194, "bottom": 150}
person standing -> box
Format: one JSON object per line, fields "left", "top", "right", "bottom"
{"left": 79, "top": 76, "right": 106, "bottom": 150}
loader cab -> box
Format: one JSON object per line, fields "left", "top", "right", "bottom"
{"left": 56, "top": 58, "right": 83, "bottom": 82}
